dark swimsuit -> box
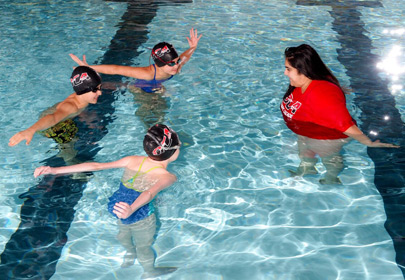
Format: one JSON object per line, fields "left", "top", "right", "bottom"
{"left": 132, "top": 64, "right": 173, "bottom": 93}
{"left": 39, "top": 119, "right": 78, "bottom": 144}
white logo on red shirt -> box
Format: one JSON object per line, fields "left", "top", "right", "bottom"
{"left": 282, "top": 94, "right": 302, "bottom": 116}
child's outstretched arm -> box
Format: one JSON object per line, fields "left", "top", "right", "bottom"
{"left": 177, "top": 28, "right": 202, "bottom": 71}
{"left": 69, "top": 54, "right": 152, "bottom": 80}
{"left": 112, "top": 172, "right": 177, "bottom": 219}
{"left": 9, "top": 102, "right": 77, "bottom": 147}
{"left": 34, "top": 157, "right": 132, "bottom": 177}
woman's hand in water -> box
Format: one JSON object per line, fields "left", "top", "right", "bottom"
{"left": 187, "top": 28, "right": 202, "bottom": 49}
{"left": 344, "top": 125, "right": 400, "bottom": 148}
{"left": 69, "top": 54, "right": 89, "bottom": 66}
{"left": 34, "top": 166, "right": 53, "bottom": 178}
{"left": 113, "top": 202, "right": 134, "bottom": 219}
{"left": 367, "top": 140, "right": 400, "bottom": 148}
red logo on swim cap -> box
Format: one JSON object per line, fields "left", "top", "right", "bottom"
{"left": 154, "top": 45, "right": 170, "bottom": 57}
{"left": 163, "top": 128, "right": 172, "bottom": 140}
{"left": 71, "top": 72, "right": 91, "bottom": 87}
{"left": 152, "top": 128, "right": 173, "bottom": 156}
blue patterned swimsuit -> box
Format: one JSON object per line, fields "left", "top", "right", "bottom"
{"left": 108, "top": 157, "right": 162, "bottom": 224}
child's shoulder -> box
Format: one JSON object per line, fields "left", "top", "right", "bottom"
{"left": 125, "top": 155, "right": 145, "bottom": 164}
{"left": 58, "top": 95, "right": 80, "bottom": 111}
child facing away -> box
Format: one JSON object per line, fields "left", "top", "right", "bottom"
{"left": 9, "top": 66, "right": 102, "bottom": 147}
{"left": 34, "top": 124, "right": 181, "bottom": 279}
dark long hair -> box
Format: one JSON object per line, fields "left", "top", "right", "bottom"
{"left": 283, "top": 44, "right": 343, "bottom": 98}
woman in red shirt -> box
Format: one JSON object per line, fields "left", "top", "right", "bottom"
{"left": 280, "top": 44, "right": 398, "bottom": 184}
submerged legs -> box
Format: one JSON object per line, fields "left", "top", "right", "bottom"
{"left": 291, "top": 136, "right": 349, "bottom": 184}
{"left": 116, "top": 214, "right": 177, "bottom": 278}
{"left": 319, "top": 153, "right": 344, "bottom": 185}
{"left": 116, "top": 214, "right": 156, "bottom": 268}
{"left": 289, "top": 157, "right": 318, "bottom": 176}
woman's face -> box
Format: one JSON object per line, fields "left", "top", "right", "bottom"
{"left": 284, "top": 59, "right": 311, "bottom": 89}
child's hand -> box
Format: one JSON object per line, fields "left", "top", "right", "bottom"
{"left": 69, "top": 54, "right": 89, "bottom": 67}
{"left": 113, "top": 202, "right": 134, "bottom": 219}
{"left": 187, "top": 28, "right": 202, "bottom": 49}
{"left": 9, "top": 129, "right": 34, "bottom": 147}
{"left": 34, "top": 166, "right": 52, "bottom": 178}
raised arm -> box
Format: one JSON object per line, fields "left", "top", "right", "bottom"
{"left": 9, "top": 102, "right": 77, "bottom": 146}
{"left": 112, "top": 172, "right": 177, "bottom": 219}
{"left": 34, "top": 156, "right": 133, "bottom": 177}
{"left": 69, "top": 54, "right": 90, "bottom": 66}
{"left": 177, "top": 28, "right": 202, "bottom": 71}
{"left": 344, "top": 125, "right": 399, "bottom": 148}
{"left": 69, "top": 54, "right": 153, "bottom": 80}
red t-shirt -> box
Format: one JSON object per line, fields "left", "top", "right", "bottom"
{"left": 280, "top": 80, "right": 355, "bottom": 140}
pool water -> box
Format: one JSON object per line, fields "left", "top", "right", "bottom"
{"left": 1, "top": 0, "right": 405, "bottom": 279}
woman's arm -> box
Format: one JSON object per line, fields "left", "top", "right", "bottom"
{"left": 112, "top": 173, "right": 177, "bottom": 219}
{"left": 344, "top": 125, "right": 399, "bottom": 148}
{"left": 177, "top": 28, "right": 202, "bottom": 71}
{"left": 34, "top": 156, "right": 133, "bottom": 177}
{"left": 69, "top": 54, "right": 153, "bottom": 80}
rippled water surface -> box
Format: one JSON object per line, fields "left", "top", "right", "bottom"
{"left": 1, "top": 0, "right": 405, "bottom": 279}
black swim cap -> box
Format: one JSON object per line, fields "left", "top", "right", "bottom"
{"left": 70, "top": 66, "right": 102, "bottom": 95}
{"left": 151, "top": 42, "right": 179, "bottom": 67}
{"left": 144, "top": 124, "right": 181, "bottom": 161}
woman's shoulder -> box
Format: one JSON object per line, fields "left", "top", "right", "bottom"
{"left": 308, "top": 80, "right": 346, "bottom": 105}
{"left": 311, "top": 80, "right": 340, "bottom": 90}
{"left": 309, "top": 80, "right": 343, "bottom": 96}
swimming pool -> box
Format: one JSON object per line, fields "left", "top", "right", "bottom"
{"left": 1, "top": 0, "right": 404, "bottom": 279}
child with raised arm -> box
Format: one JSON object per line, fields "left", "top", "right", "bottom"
{"left": 70, "top": 28, "right": 202, "bottom": 93}
{"left": 34, "top": 124, "right": 181, "bottom": 278}
{"left": 9, "top": 66, "right": 102, "bottom": 147}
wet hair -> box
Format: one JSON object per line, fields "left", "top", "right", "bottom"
{"left": 284, "top": 44, "right": 343, "bottom": 98}
{"left": 70, "top": 66, "right": 101, "bottom": 95}
{"left": 151, "top": 42, "right": 179, "bottom": 67}
{"left": 143, "top": 124, "right": 181, "bottom": 161}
